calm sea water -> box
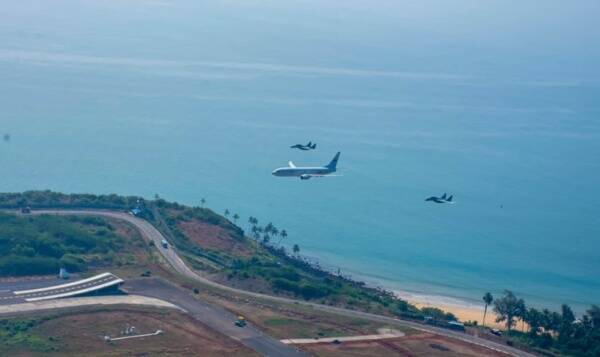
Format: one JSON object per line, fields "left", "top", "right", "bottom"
{"left": 2, "top": 1, "right": 599, "bottom": 313}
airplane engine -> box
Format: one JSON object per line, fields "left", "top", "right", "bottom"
{"left": 300, "top": 174, "right": 311, "bottom": 180}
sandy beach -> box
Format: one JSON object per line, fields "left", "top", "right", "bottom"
{"left": 394, "top": 290, "right": 504, "bottom": 329}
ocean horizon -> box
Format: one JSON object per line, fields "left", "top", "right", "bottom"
{"left": 2, "top": 1, "right": 599, "bottom": 314}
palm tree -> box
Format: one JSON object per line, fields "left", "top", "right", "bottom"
{"left": 558, "top": 304, "right": 575, "bottom": 343}
{"left": 200, "top": 198, "right": 206, "bottom": 207}
{"left": 224, "top": 209, "right": 230, "bottom": 218}
{"left": 517, "top": 300, "right": 528, "bottom": 332}
{"left": 482, "top": 292, "right": 494, "bottom": 327}
{"left": 292, "top": 243, "right": 300, "bottom": 256}
{"left": 278, "top": 229, "right": 288, "bottom": 245}
{"left": 252, "top": 230, "right": 260, "bottom": 242}
{"left": 233, "top": 213, "right": 239, "bottom": 224}
{"left": 262, "top": 234, "right": 270, "bottom": 245}
{"left": 525, "top": 307, "right": 544, "bottom": 336}
{"left": 493, "top": 290, "right": 525, "bottom": 331}
{"left": 264, "top": 222, "right": 274, "bottom": 234}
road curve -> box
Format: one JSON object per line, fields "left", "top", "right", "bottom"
{"left": 25, "top": 209, "right": 534, "bottom": 357}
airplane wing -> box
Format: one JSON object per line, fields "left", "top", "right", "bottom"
{"left": 288, "top": 161, "right": 296, "bottom": 168}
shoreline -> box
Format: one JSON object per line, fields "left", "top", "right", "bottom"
{"left": 393, "top": 289, "right": 503, "bottom": 328}
{"left": 305, "top": 253, "right": 504, "bottom": 328}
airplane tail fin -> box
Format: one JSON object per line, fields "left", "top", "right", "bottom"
{"left": 441, "top": 193, "right": 447, "bottom": 200}
{"left": 311, "top": 143, "right": 317, "bottom": 149}
{"left": 307, "top": 141, "right": 312, "bottom": 147}
{"left": 447, "top": 195, "right": 453, "bottom": 202}
{"left": 325, "top": 152, "right": 341, "bottom": 170}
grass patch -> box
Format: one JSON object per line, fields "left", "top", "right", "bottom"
{"left": 0, "top": 213, "right": 151, "bottom": 277}
{"left": 0, "top": 318, "right": 56, "bottom": 354}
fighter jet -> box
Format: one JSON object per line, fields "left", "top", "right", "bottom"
{"left": 290, "top": 141, "right": 316, "bottom": 151}
{"left": 425, "top": 193, "right": 454, "bottom": 204}
{"left": 272, "top": 152, "right": 340, "bottom": 180}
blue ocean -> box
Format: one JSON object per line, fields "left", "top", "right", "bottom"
{"left": 1, "top": 1, "right": 599, "bottom": 312}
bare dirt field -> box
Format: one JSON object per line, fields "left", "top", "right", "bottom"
{"left": 196, "top": 287, "right": 414, "bottom": 340}
{"left": 2, "top": 307, "right": 258, "bottom": 357}
{"left": 179, "top": 219, "right": 253, "bottom": 257}
{"left": 299, "top": 332, "right": 509, "bottom": 357}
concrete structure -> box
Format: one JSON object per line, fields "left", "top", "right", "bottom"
{"left": 0, "top": 295, "right": 183, "bottom": 316}
{"left": 1, "top": 272, "right": 123, "bottom": 304}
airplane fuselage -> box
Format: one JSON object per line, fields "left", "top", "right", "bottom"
{"left": 426, "top": 197, "right": 446, "bottom": 203}
{"left": 290, "top": 145, "right": 312, "bottom": 150}
{"left": 272, "top": 166, "right": 333, "bottom": 177}
{"left": 273, "top": 152, "right": 340, "bottom": 180}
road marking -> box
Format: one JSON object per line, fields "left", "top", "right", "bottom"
{"left": 14, "top": 273, "right": 115, "bottom": 295}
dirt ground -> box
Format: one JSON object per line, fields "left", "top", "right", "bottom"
{"left": 194, "top": 288, "right": 509, "bottom": 357}
{"left": 300, "top": 332, "right": 509, "bottom": 357}
{"left": 178, "top": 219, "right": 253, "bottom": 257}
{"left": 6, "top": 307, "right": 258, "bottom": 357}
{"left": 196, "top": 287, "right": 414, "bottom": 340}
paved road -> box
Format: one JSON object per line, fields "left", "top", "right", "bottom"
{"left": 0, "top": 273, "right": 122, "bottom": 305}
{"left": 124, "top": 278, "right": 305, "bottom": 357}
{"left": 22, "top": 209, "right": 534, "bottom": 357}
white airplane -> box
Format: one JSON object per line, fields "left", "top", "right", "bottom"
{"left": 272, "top": 152, "right": 341, "bottom": 180}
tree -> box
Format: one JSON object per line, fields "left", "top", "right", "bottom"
{"left": 525, "top": 307, "right": 544, "bottom": 336}
{"left": 292, "top": 244, "right": 300, "bottom": 256}
{"left": 200, "top": 198, "right": 206, "bottom": 207}
{"left": 248, "top": 216, "right": 257, "bottom": 231}
{"left": 265, "top": 222, "right": 274, "bottom": 234}
{"left": 262, "top": 234, "right": 270, "bottom": 245}
{"left": 558, "top": 304, "right": 575, "bottom": 344}
{"left": 251, "top": 228, "right": 260, "bottom": 242}
{"left": 516, "top": 300, "right": 528, "bottom": 332}
{"left": 482, "top": 292, "right": 494, "bottom": 327}
{"left": 233, "top": 213, "right": 239, "bottom": 224}
{"left": 541, "top": 308, "right": 561, "bottom": 333}
{"left": 493, "top": 290, "right": 525, "bottom": 331}
{"left": 279, "top": 229, "right": 288, "bottom": 245}
{"left": 587, "top": 305, "right": 600, "bottom": 328}
{"left": 224, "top": 209, "right": 230, "bottom": 217}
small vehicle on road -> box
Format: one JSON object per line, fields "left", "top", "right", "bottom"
{"left": 235, "top": 316, "right": 247, "bottom": 327}
{"left": 161, "top": 239, "right": 169, "bottom": 249}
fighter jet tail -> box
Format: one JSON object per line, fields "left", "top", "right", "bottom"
{"left": 325, "top": 152, "right": 341, "bottom": 170}
{"left": 447, "top": 195, "right": 453, "bottom": 202}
